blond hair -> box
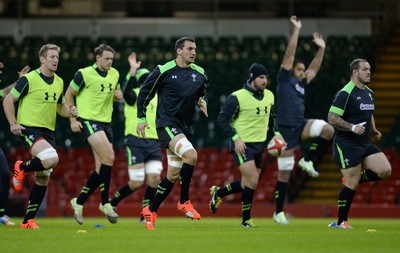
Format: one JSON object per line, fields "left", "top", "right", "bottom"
{"left": 38, "top": 43, "right": 60, "bottom": 58}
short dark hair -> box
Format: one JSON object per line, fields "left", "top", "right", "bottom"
{"left": 349, "top": 58, "right": 367, "bottom": 75}
{"left": 175, "top": 36, "right": 196, "bottom": 50}
{"left": 94, "top": 44, "right": 115, "bottom": 56}
{"left": 292, "top": 59, "right": 304, "bottom": 69}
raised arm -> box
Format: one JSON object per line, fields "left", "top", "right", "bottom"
{"left": 128, "top": 52, "right": 141, "bottom": 82}
{"left": 121, "top": 52, "right": 142, "bottom": 105}
{"left": 305, "top": 32, "right": 326, "bottom": 84}
{"left": 282, "top": 16, "right": 302, "bottom": 70}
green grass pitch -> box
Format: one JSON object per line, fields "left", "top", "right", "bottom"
{"left": 1, "top": 217, "right": 400, "bottom": 253}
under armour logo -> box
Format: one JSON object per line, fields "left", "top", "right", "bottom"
{"left": 29, "top": 135, "right": 34, "bottom": 140}
{"left": 172, "top": 75, "right": 177, "bottom": 79}
{"left": 101, "top": 83, "right": 113, "bottom": 92}
{"left": 368, "top": 93, "right": 373, "bottom": 101}
{"left": 92, "top": 124, "right": 98, "bottom": 131}
{"left": 191, "top": 73, "right": 197, "bottom": 81}
{"left": 357, "top": 97, "right": 361, "bottom": 100}
{"left": 256, "top": 106, "right": 268, "bottom": 115}
{"left": 44, "top": 92, "right": 57, "bottom": 101}
{"left": 344, "top": 158, "right": 349, "bottom": 166}
{"left": 132, "top": 156, "right": 137, "bottom": 163}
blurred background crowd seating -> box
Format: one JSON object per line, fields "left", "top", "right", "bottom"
{"left": 0, "top": 33, "right": 376, "bottom": 148}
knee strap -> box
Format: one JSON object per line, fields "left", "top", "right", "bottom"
{"left": 145, "top": 160, "right": 163, "bottom": 174}
{"left": 173, "top": 138, "right": 194, "bottom": 158}
{"left": 128, "top": 168, "right": 145, "bottom": 181}
{"left": 310, "top": 119, "right": 328, "bottom": 138}
{"left": 167, "top": 154, "right": 183, "bottom": 168}
{"left": 278, "top": 156, "right": 295, "bottom": 171}
{"left": 36, "top": 148, "right": 58, "bottom": 160}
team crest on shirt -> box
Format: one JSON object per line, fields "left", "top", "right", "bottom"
{"left": 191, "top": 74, "right": 197, "bottom": 81}
{"left": 295, "top": 83, "right": 305, "bottom": 95}
{"left": 131, "top": 156, "right": 137, "bottom": 164}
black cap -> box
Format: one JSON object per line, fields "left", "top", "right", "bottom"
{"left": 249, "top": 63, "right": 268, "bottom": 82}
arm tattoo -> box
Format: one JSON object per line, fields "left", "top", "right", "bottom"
{"left": 327, "top": 112, "right": 353, "bottom": 132}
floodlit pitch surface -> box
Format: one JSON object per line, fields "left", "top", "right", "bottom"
{"left": 1, "top": 217, "right": 399, "bottom": 253}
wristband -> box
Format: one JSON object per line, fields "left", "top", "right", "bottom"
{"left": 137, "top": 117, "right": 147, "bottom": 124}
{"left": 232, "top": 134, "right": 240, "bottom": 141}
{"left": 351, "top": 124, "right": 356, "bottom": 132}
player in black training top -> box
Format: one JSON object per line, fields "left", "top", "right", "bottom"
{"left": 327, "top": 58, "right": 391, "bottom": 229}
{"left": 137, "top": 36, "right": 209, "bottom": 230}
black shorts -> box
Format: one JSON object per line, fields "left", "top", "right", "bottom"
{"left": 156, "top": 125, "right": 192, "bottom": 149}
{"left": 20, "top": 126, "right": 56, "bottom": 151}
{"left": 231, "top": 142, "right": 264, "bottom": 168}
{"left": 124, "top": 135, "right": 162, "bottom": 165}
{"left": 333, "top": 141, "right": 381, "bottom": 169}
{"left": 279, "top": 120, "right": 307, "bottom": 150}
{"left": 78, "top": 118, "right": 113, "bottom": 143}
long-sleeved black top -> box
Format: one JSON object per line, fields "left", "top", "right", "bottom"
{"left": 137, "top": 60, "right": 209, "bottom": 136}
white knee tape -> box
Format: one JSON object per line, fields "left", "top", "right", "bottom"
{"left": 278, "top": 156, "right": 295, "bottom": 171}
{"left": 36, "top": 148, "right": 58, "bottom": 160}
{"left": 36, "top": 168, "right": 53, "bottom": 177}
{"left": 128, "top": 168, "right": 145, "bottom": 181}
{"left": 310, "top": 119, "right": 327, "bottom": 138}
{"left": 173, "top": 138, "right": 194, "bottom": 158}
{"left": 145, "top": 160, "right": 163, "bottom": 174}
{"left": 167, "top": 154, "right": 183, "bottom": 168}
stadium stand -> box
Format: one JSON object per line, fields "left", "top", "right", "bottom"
{"left": 1, "top": 32, "right": 400, "bottom": 217}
